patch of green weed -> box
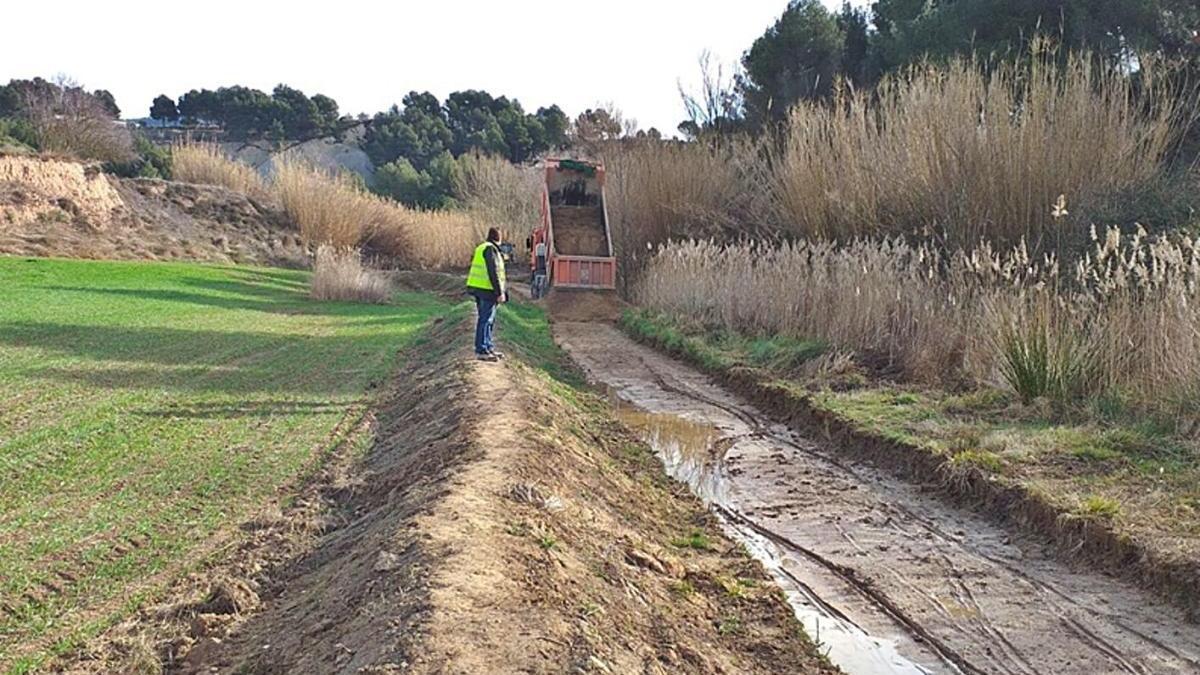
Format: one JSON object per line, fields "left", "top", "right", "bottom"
{"left": 717, "top": 615, "right": 743, "bottom": 635}
{"left": 670, "top": 580, "right": 696, "bottom": 597}
{"left": 671, "top": 530, "right": 713, "bottom": 551}
{"left": 949, "top": 449, "right": 1005, "bottom": 473}
{"left": 1079, "top": 495, "right": 1121, "bottom": 519}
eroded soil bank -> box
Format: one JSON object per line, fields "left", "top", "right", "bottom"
{"left": 70, "top": 315, "right": 835, "bottom": 674}
{"left": 555, "top": 321, "right": 1200, "bottom": 675}
{"left": 0, "top": 154, "right": 306, "bottom": 266}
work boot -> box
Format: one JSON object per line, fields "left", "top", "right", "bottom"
{"left": 476, "top": 352, "right": 500, "bottom": 362}
{"left": 487, "top": 349, "right": 505, "bottom": 360}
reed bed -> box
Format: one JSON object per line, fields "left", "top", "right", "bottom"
{"left": 272, "top": 157, "right": 398, "bottom": 250}
{"left": 601, "top": 139, "right": 760, "bottom": 294}
{"left": 171, "top": 142, "right": 268, "bottom": 198}
{"left": 369, "top": 207, "right": 483, "bottom": 271}
{"left": 635, "top": 229, "right": 1200, "bottom": 411}
{"left": 766, "top": 49, "right": 1186, "bottom": 250}
{"left": 454, "top": 152, "right": 540, "bottom": 244}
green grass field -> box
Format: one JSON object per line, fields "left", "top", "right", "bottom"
{"left": 0, "top": 257, "right": 452, "bottom": 671}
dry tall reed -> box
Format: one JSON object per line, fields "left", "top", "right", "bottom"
{"left": 273, "top": 157, "right": 398, "bottom": 250}
{"left": 767, "top": 48, "right": 1186, "bottom": 250}
{"left": 171, "top": 142, "right": 267, "bottom": 197}
{"left": 169, "top": 146, "right": 482, "bottom": 270}
{"left": 309, "top": 245, "right": 392, "bottom": 303}
{"left": 454, "top": 152, "right": 539, "bottom": 243}
{"left": 602, "top": 139, "right": 760, "bottom": 293}
{"left": 369, "top": 207, "right": 483, "bottom": 271}
{"left": 636, "top": 229, "right": 1200, "bottom": 411}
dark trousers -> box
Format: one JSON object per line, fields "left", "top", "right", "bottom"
{"left": 473, "top": 294, "right": 497, "bottom": 354}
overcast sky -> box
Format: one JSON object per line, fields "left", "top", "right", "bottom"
{"left": 1, "top": 0, "right": 859, "bottom": 134}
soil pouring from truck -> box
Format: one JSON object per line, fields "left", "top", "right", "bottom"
{"left": 528, "top": 159, "right": 616, "bottom": 299}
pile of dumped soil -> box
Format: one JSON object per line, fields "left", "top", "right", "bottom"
{"left": 0, "top": 154, "right": 306, "bottom": 267}
{"left": 545, "top": 287, "right": 628, "bottom": 322}
{"left": 551, "top": 205, "right": 608, "bottom": 257}
{"left": 67, "top": 316, "right": 834, "bottom": 674}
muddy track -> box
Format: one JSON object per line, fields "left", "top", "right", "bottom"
{"left": 555, "top": 322, "right": 1200, "bottom": 675}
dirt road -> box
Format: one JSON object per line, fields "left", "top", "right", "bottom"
{"left": 555, "top": 321, "right": 1200, "bottom": 675}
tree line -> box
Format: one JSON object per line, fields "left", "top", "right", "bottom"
{"left": 0, "top": 77, "right": 139, "bottom": 167}
{"left": 685, "top": 0, "right": 1200, "bottom": 135}
{"left": 0, "top": 74, "right": 626, "bottom": 209}
{"left": 143, "top": 86, "right": 579, "bottom": 207}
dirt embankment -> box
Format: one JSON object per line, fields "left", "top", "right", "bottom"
{"left": 71, "top": 316, "right": 833, "bottom": 674}
{"left": 0, "top": 154, "right": 306, "bottom": 267}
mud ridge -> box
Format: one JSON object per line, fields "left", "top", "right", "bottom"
{"left": 625, "top": 324, "right": 1200, "bottom": 622}
{"left": 71, "top": 314, "right": 837, "bottom": 673}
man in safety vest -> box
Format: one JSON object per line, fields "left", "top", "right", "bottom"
{"left": 465, "top": 227, "right": 507, "bottom": 362}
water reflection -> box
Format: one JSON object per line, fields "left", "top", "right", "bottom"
{"left": 611, "top": 397, "right": 728, "bottom": 503}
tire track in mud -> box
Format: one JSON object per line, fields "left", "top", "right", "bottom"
{"left": 634, "top": 355, "right": 1129, "bottom": 674}
{"left": 555, "top": 322, "right": 1200, "bottom": 675}
{"left": 646, "top": 358, "right": 1181, "bottom": 675}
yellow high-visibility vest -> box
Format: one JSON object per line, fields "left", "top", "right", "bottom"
{"left": 466, "top": 241, "right": 506, "bottom": 291}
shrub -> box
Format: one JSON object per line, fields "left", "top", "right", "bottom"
{"left": 373, "top": 152, "right": 461, "bottom": 210}
{"left": 309, "top": 246, "right": 392, "bottom": 303}
{"left": 0, "top": 117, "right": 38, "bottom": 151}
{"left": 19, "top": 82, "right": 134, "bottom": 162}
{"left": 374, "top": 158, "right": 431, "bottom": 207}
{"left": 104, "top": 136, "right": 172, "bottom": 179}
{"left": 172, "top": 142, "right": 266, "bottom": 196}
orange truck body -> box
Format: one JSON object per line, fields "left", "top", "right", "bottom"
{"left": 530, "top": 159, "right": 617, "bottom": 292}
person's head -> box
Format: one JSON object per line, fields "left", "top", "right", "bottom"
{"left": 487, "top": 227, "right": 502, "bottom": 243}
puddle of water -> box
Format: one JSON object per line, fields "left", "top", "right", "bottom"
{"left": 611, "top": 401, "right": 727, "bottom": 502}
{"left": 610, "top": 390, "right": 937, "bottom": 675}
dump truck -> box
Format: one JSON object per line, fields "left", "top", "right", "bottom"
{"left": 528, "top": 159, "right": 616, "bottom": 299}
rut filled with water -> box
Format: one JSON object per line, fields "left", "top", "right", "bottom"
{"left": 555, "top": 322, "right": 1200, "bottom": 675}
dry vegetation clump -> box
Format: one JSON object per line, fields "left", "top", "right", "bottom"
{"left": 273, "top": 157, "right": 397, "bottom": 250}
{"left": 19, "top": 82, "right": 134, "bottom": 163}
{"left": 636, "top": 228, "right": 1200, "bottom": 413}
{"left": 602, "top": 139, "right": 759, "bottom": 293}
{"left": 454, "top": 152, "right": 539, "bottom": 243}
{"left": 766, "top": 47, "right": 1187, "bottom": 250}
{"left": 273, "top": 157, "right": 481, "bottom": 270}
{"left": 172, "top": 142, "right": 268, "bottom": 198}
{"left": 309, "top": 245, "right": 392, "bottom": 303}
